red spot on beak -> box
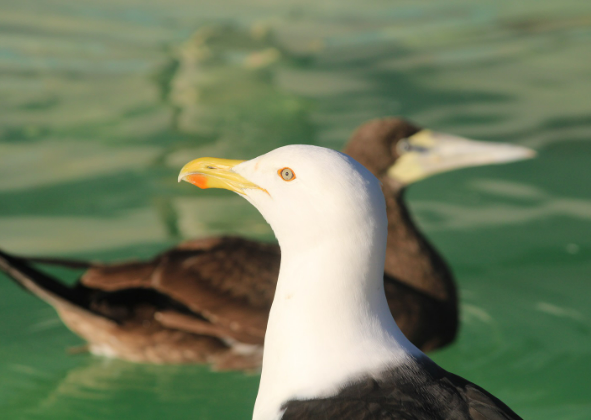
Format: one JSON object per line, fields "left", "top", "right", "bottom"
{"left": 186, "top": 174, "right": 208, "bottom": 189}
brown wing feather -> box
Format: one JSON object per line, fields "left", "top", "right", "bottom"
{"left": 155, "top": 310, "right": 262, "bottom": 345}
{"left": 81, "top": 236, "right": 279, "bottom": 305}
{"left": 79, "top": 236, "right": 279, "bottom": 341}
{"left": 4, "top": 235, "right": 455, "bottom": 353}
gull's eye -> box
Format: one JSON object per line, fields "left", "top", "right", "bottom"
{"left": 278, "top": 167, "right": 296, "bottom": 181}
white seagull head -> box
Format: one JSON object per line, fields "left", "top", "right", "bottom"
{"left": 179, "top": 144, "right": 387, "bottom": 251}
{"left": 180, "top": 144, "right": 419, "bottom": 420}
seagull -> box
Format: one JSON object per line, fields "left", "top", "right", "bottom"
{"left": 179, "top": 144, "right": 523, "bottom": 420}
{"left": 0, "top": 118, "right": 534, "bottom": 368}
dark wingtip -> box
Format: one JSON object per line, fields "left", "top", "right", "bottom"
{"left": 0, "top": 248, "right": 74, "bottom": 301}
{"left": 0, "top": 248, "right": 121, "bottom": 324}
{"left": 0, "top": 248, "right": 23, "bottom": 277}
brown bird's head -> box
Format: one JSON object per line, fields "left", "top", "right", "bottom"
{"left": 343, "top": 117, "right": 535, "bottom": 192}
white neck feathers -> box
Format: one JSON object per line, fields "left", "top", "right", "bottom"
{"left": 253, "top": 207, "right": 420, "bottom": 420}
{"left": 233, "top": 146, "right": 423, "bottom": 420}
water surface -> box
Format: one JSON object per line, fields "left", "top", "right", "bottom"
{"left": 1, "top": 1, "right": 590, "bottom": 418}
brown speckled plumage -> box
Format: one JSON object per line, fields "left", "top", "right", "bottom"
{"left": 0, "top": 118, "right": 458, "bottom": 368}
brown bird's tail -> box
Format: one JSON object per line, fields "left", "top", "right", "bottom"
{"left": 0, "top": 249, "right": 109, "bottom": 320}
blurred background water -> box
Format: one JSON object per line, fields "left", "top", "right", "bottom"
{"left": 0, "top": 0, "right": 590, "bottom": 418}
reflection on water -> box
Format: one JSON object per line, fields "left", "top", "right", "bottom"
{"left": 160, "top": 25, "right": 314, "bottom": 154}
{"left": 2, "top": 358, "right": 258, "bottom": 420}
{"left": 0, "top": 0, "right": 590, "bottom": 419}
{"left": 413, "top": 180, "right": 591, "bottom": 232}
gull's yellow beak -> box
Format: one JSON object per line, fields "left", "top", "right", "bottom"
{"left": 178, "top": 157, "right": 265, "bottom": 195}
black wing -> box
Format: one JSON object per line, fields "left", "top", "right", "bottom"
{"left": 282, "top": 358, "right": 522, "bottom": 420}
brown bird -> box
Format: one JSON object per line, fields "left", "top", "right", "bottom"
{"left": 0, "top": 118, "right": 534, "bottom": 370}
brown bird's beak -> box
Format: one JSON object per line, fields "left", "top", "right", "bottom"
{"left": 389, "top": 130, "right": 536, "bottom": 184}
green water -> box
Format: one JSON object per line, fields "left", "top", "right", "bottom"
{"left": 1, "top": 0, "right": 590, "bottom": 418}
